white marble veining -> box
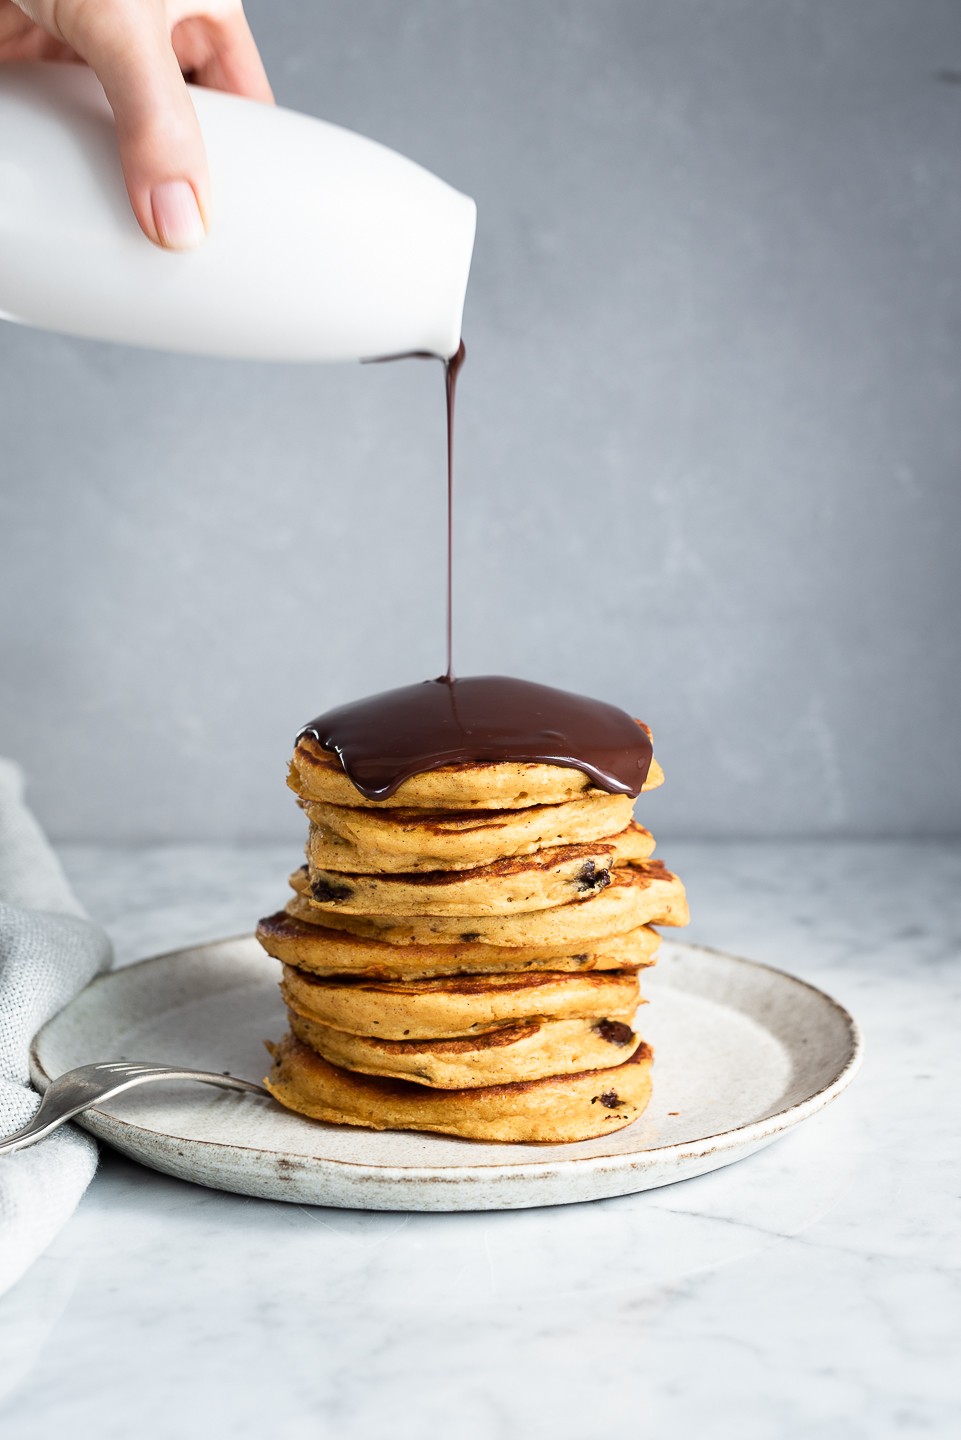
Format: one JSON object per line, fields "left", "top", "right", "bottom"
{"left": 1, "top": 842, "right": 959, "bottom": 1438}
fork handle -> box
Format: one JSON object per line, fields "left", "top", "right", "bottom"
{"left": 0, "top": 1067, "right": 266, "bottom": 1156}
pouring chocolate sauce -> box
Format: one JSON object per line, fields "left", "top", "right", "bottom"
{"left": 311, "top": 346, "right": 652, "bottom": 799}
{"left": 363, "top": 340, "right": 464, "bottom": 678}
{"left": 443, "top": 340, "right": 466, "bottom": 679}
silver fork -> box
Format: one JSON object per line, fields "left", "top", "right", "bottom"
{"left": 0, "top": 1061, "right": 269, "bottom": 1155}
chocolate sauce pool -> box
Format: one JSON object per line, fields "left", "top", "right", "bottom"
{"left": 332, "top": 346, "right": 652, "bottom": 800}
{"left": 299, "top": 675, "right": 652, "bottom": 800}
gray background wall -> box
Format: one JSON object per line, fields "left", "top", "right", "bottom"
{"left": 1, "top": 0, "right": 959, "bottom": 842}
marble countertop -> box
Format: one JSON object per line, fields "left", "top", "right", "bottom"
{"left": 1, "top": 841, "right": 959, "bottom": 1438}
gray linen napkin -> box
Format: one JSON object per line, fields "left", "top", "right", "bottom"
{"left": 0, "top": 759, "right": 112, "bottom": 1296}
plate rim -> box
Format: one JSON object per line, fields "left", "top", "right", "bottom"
{"left": 29, "top": 935, "right": 864, "bottom": 1181}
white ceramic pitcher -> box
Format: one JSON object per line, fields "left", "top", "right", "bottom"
{"left": 0, "top": 63, "right": 475, "bottom": 362}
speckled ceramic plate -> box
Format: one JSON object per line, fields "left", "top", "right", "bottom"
{"left": 29, "top": 937, "right": 862, "bottom": 1211}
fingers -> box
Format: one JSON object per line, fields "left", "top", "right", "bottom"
{"left": 47, "top": 0, "right": 211, "bottom": 249}
{"left": 10, "top": 0, "right": 273, "bottom": 248}
{"left": 173, "top": 10, "right": 274, "bottom": 103}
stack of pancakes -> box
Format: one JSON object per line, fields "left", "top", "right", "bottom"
{"left": 258, "top": 728, "right": 688, "bottom": 1143}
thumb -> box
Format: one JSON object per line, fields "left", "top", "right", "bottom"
{"left": 54, "top": 0, "right": 211, "bottom": 249}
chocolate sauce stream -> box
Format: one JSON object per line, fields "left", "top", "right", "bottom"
{"left": 298, "top": 675, "right": 653, "bottom": 801}
{"left": 444, "top": 341, "right": 466, "bottom": 679}
{"left": 362, "top": 341, "right": 465, "bottom": 678}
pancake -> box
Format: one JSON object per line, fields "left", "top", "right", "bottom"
{"left": 279, "top": 963, "right": 643, "bottom": 1038}
{"left": 300, "top": 789, "right": 636, "bottom": 873}
{"left": 304, "top": 823, "right": 656, "bottom": 918}
{"left": 265, "top": 1032, "right": 654, "bottom": 1141}
{"left": 289, "top": 725, "right": 665, "bottom": 810}
{"left": 258, "top": 908, "right": 662, "bottom": 978}
{"left": 305, "top": 838, "right": 614, "bottom": 916}
{"left": 288, "top": 859, "right": 689, "bottom": 945}
{"left": 288, "top": 1008, "right": 639, "bottom": 1088}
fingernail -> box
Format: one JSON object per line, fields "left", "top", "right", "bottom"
{"left": 151, "top": 181, "right": 206, "bottom": 250}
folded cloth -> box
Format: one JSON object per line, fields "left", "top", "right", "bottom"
{"left": 0, "top": 759, "right": 112, "bottom": 1296}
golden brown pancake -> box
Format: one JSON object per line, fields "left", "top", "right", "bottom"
{"left": 300, "top": 789, "right": 636, "bottom": 873}
{"left": 288, "top": 1007, "right": 639, "bottom": 1087}
{"left": 265, "top": 1032, "right": 654, "bottom": 1142}
{"left": 288, "top": 859, "right": 689, "bottom": 945}
{"left": 258, "top": 907, "right": 662, "bottom": 978}
{"left": 304, "top": 823, "right": 656, "bottom": 918}
{"left": 305, "top": 839, "right": 613, "bottom": 916}
{"left": 288, "top": 725, "right": 665, "bottom": 811}
{"left": 279, "top": 962, "right": 643, "bottom": 1038}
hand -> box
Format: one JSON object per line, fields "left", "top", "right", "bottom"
{"left": 0, "top": 0, "right": 273, "bottom": 249}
